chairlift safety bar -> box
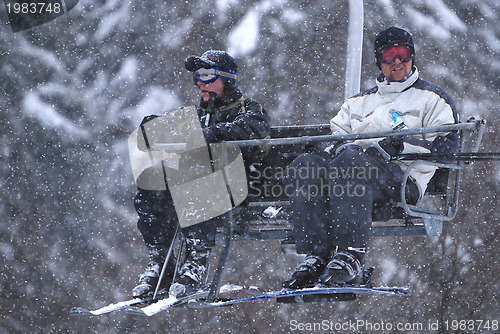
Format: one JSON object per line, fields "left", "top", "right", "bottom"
{"left": 224, "top": 120, "right": 485, "bottom": 148}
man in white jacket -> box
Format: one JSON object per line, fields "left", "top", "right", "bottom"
{"left": 282, "top": 27, "right": 459, "bottom": 289}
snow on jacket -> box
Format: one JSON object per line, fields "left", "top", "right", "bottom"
{"left": 330, "top": 67, "right": 459, "bottom": 197}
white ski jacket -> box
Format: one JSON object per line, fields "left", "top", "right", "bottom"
{"left": 330, "top": 67, "right": 458, "bottom": 197}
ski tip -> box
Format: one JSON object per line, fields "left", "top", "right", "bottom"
{"left": 70, "top": 307, "right": 93, "bottom": 316}
{"left": 372, "top": 286, "right": 412, "bottom": 296}
{"left": 395, "top": 287, "right": 412, "bottom": 296}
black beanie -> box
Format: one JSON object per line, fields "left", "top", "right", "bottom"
{"left": 185, "top": 50, "right": 237, "bottom": 76}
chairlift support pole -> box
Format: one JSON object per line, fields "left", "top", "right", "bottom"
{"left": 345, "top": 0, "right": 364, "bottom": 100}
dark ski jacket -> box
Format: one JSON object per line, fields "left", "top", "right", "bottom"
{"left": 197, "top": 87, "right": 271, "bottom": 162}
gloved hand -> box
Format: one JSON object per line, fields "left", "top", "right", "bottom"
{"left": 323, "top": 141, "right": 359, "bottom": 157}
{"left": 139, "top": 114, "right": 159, "bottom": 127}
{"left": 373, "top": 136, "right": 404, "bottom": 159}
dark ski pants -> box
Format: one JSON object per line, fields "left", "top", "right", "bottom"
{"left": 283, "top": 146, "right": 419, "bottom": 258}
{"left": 134, "top": 186, "right": 219, "bottom": 248}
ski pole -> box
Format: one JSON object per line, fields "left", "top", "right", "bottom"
{"left": 153, "top": 224, "right": 180, "bottom": 299}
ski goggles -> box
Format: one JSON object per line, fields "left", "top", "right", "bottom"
{"left": 194, "top": 67, "right": 237, "bottom": 84}
{"left": 380, "top": 45, "right": 414, "bottom": 64}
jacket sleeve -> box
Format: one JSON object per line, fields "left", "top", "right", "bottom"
{"left": 329, "top": 100, "right": 352, "bottom": 136}
{"left": 204, "top": 99, "right": 271, "bottom": 143}
{"left": 402, "top": 91, "right": 459, "bottom": 156}
{"left": 319, "top": 99, "right": 356, "bottom": 155}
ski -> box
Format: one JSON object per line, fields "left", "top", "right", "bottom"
{"left": 188, "top": 285, "right": 411, "bottom": 308}
{"left": 126, "top": 283, "right": 244, "bottom": 316}
{"left": 70, "top": 295, "right": 158, "bottom": 316}
{"left": 127, "top": 290, "right": 207, "bottom": 316}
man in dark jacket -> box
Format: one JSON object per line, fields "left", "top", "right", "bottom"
{"left": 132, "top": 50, "right": 270, "bottom": 298}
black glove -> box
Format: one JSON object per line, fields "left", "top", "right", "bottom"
{"left": 139, "top": 114, "right": 159, "bottom": 127}
{"left": 374, "top": 136, "right": 404, "bottom": 159}
{"left": 322, "top": 141, "right": 359, "bottom": 157}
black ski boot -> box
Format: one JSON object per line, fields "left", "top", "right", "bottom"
{"left": 321, "top": 247, "right": 367, "bottom": 286}
{"left": 169, "top": 238, "right": 210, "bottom": 297}
{"left": 282, "top": 255, "right": 326, "bottom": 289}
{"left": 132, "top": 243, "right": 175, "bottom": 298}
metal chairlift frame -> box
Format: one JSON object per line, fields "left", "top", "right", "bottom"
{"left": 167, "top": 0, "right": 486, "bottom": 303}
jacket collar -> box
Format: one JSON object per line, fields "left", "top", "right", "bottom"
{"left": 200, "top": 87, "right": 243, "bottom": 111}
{"left": 376, "top": 66, "right": 419, "bottom": 95}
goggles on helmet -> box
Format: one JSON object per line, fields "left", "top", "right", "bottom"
{"left": 194, "top": 67, "right": 237, "bottom": 84}
{"left": 380, "top": 45, "right": 414, "bottom": 64}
